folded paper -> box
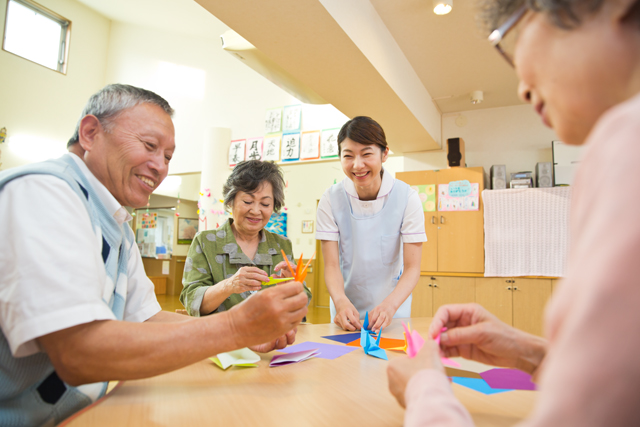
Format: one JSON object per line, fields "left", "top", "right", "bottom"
{"left": 277, "top": 341, "right": 357, "bottom": 360}
{"left": 360, "top": 316, "right": 388, "bottom": 360}
{"left": 210, "top": 348, "right": 260, "bottom": 370}
{"left": 270, "top": 349, "right": 319, "bottom": 367}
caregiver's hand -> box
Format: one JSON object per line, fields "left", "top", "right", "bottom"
{"left": 223, "top": 266, "right": 268, "bottom": 294}
{"left": 368, "top": 303, "right": 395, "bottom": 333}
{"left": 387, "top": 340, "right": 443, "bottom": 408}
{"left": 333, "top": 299, "right": 362, "bottom": 331}
{"left": 429, "top": 303, "right": 547, "bottom": 375}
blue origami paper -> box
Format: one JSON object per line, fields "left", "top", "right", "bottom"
{"left": 360, "top": 313, "right": 387, "bottom": 360}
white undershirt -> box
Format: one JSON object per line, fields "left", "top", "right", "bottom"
{"left": 316, "top": 169, "right": 427, "bottom": 243}
{"left": 0, "top": 154, "right": 161, "bottom": 357}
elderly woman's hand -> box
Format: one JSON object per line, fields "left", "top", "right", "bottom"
{"left": 273, "top": 260, "right": 297, "bottom": 278}
{"left": 223, "top": 266, "right": 269, "bottom": 294}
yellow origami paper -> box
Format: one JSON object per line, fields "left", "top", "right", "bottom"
{"left": 210, "top": 348, "right": 260, "bottom": 370}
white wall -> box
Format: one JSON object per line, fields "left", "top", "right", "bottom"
{"left": 0, "top": 0, "right": 110, "bottom": 170}
{"left": 104, "top": 21, "right": 302, "bottom": 175}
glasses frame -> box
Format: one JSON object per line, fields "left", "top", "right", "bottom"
{"left": 487, "top": 5, "right": 528, "bottom": 67}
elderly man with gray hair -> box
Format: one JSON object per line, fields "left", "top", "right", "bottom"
{"left": 0, "top": 84, "right": 308, "bottom": 426}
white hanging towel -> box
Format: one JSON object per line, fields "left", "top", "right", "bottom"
{"left": 483, "top": 187, "right": 571, "bottom": 277}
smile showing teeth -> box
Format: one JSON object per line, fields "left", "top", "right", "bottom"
{"left": 354, "top": 172, "right": 369, "bottom": 177}
{"left": 138, "top": 176, "right": 155, "bottom": 188}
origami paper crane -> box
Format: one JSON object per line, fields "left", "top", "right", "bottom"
{"left": 360, "top": 312, "right": 388, "bottom": 360}
{"left": 281, "top": 250, "right": 315, "bottom": 283}
{"left": 210, "top": 348, "right": 260, "bottom": 370}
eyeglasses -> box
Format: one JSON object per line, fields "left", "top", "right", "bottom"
{"left": 488, "top": 5, "right": 528, "bottom": 67}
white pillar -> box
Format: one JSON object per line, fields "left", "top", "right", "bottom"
{"left": 199, "top": 127, "right": 231, "bottom": 231}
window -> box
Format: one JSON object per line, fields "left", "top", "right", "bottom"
{"left": 2, "top": 0, "right": 71, "bottom": 73}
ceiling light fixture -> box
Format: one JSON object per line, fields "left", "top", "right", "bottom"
{"left": 433, "top": 0, "right": 453, "bottom": 15}
{"left": 470, "top": 90, "right": 484, "bottom": 105}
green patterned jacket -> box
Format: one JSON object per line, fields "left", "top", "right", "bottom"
{"left": 180, "top": 219, "right": 312, "bottom": 316}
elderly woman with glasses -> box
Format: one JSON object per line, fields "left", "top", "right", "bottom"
{"left": 388, "top": 0, "right": 640, "bottom": 425}
{"left": 180, "top": 160, "right": 311, "bottom": 317}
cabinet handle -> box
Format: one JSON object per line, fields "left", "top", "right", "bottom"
{"left": 428, "top": 284, "right": 432, "bottom": 287}
{"left": 433, "top": 284, "right": 438, "bottom": 288}
{"left": 506, "top": 286, "right": 512, "bottom": 290}
{"left": 431, "top": 277, "right": 436, "bottom": 280}
{"left": 440, "top": 216, "right": 445, "bottom": 224}
{"left": 513, "top": 287, "right": 518, "bottom": 291}
{"left": 431, "top": 216, "right": 436, "bottom": 224}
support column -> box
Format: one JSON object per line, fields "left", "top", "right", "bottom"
{"left": 199, "top": 127, "right": 231, "bottom": 231}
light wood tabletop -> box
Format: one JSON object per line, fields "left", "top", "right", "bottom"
{"left": 61, "top": 318, "right": 537, "bottom": 426}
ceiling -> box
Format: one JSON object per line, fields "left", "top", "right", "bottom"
{"left": 76, "top": 0, "right": 524, "bottom": 153}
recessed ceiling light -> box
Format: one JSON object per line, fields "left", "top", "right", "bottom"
{"left": 433, "top": 0, "right": 453, "bottom": 15}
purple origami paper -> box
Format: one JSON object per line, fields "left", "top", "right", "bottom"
{"left": 480, "top": 368, "right": 537, "bottom": 391}
{"left": 321, "top": 332, "right": 361, "bottom": 344}
{"left": 276, "top": 341, "right": 358, "bottom": 360}
{"left": 270, "top": 349, "right": 319, "bottom": 367}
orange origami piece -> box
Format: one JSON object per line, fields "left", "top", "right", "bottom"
{"left": 280, "top": 250, "right": 315, "bottom": 283}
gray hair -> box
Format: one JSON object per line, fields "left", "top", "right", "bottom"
{"left": 223, "top": 160, "right": 286, "bottom": 214}
{"left": 67, "top": 84, "right": 174, "bottom": 148}
{"left": 477, "top": 0, "right": 605, "bottom": 32}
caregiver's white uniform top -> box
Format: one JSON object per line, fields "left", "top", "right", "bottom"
{"left": 316, "top": 170, "right": 427, "bottom": 320}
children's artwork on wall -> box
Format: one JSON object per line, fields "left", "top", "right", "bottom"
{"left": 178, "top": 218, "right": 199, "bottom": 244}
{"left": 411, "top": 185, "right": 436, "bottom": 212}
{"left": 139, "top": 212, "right": 157, "bottom": 229}
{"left": 438, "top": 180, "right": 479, "bottom": 211}
{"left": 245, "top": 137, "right": 263, "bottom": 161}
{"left": 263, "top": 135, "right": 281, "bottom": 161}
{"left": 265, "top": 108, "right": 283, "bottom": 134}
{"left": 301, "top": 220, "right": 314, "bottom": 233}
{"left": 300, "top": 131, "right": 320, "bottom": 160}
{"left": 320, "top": 128, "right": 340, "bottom": 159}
{"left": 283, "top": 105, "right": 302, "bottom": 132}
{"left": 229, "top": 139, "right": 246, "bottom": 167}
{"left": 281, "top": 133, "right": 300, "bottom": 161}
{"left": 265, "top": 212, "right": 287, "bottom": 237}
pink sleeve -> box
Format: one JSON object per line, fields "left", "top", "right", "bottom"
{"left": 518, "top": 97, "right": 640, "bottom": 426}
{"left": 404, "top": 370, "right": 474, "bottom": 427}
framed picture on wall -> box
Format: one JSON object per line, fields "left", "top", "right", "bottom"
{"left": 301, "top": 220, "right": 314, "bottom": 234}
{"left": 263, "top": 135, "right": 281, "bottom": 161}
{"left": 300, "top": 131, "right": 320, "bottom": 160}
{"left": 229, "top": 139, "right": 246, "bottom": 167}
{"left": 245, "top": 137, "right": 263, "bottom": 161}
{"left": 321, "top": 128, "right": 340, "bottom": 159}
{"left": 178, "top": 218, "right": 199, "bottom": 244}
{"left": 265, "top": 107, "right": 283, "bottom": 134}
{"left": 281, "top": 132, "right": 300, "bottom": 161}
{"left": 283, "top": 105, "right": 302, "bottom": 132}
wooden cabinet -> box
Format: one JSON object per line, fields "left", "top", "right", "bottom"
{"left": 476, "top": 277, "right": 552, "bottom": 336}
{"left": 397, "top": 167, "right": 485, "bottom": 273}
{"left": 411, "top": 275, "right": 476, "bottom": 317}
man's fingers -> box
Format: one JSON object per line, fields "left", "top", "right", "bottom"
{"left": 439, "top": 324, "right": 485, "bottom": 348}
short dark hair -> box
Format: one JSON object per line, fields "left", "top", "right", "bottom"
{"left": 68, "top": 84, "right": 174, "bottom": 148}
{"left": 223, "top": 160, "right": 286, "bottom": 213}
{"left": 478, "top": 0, "right": 605, "bottom": 31}
{"left": 337, "top": 116, "right": 388, "bottom": 154}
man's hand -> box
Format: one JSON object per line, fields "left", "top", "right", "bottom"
{"left": 249, "top": 328, "right": 297, "bottom": 353}
{"left": 228, "top": 281, "right": 308, "bottom": 349}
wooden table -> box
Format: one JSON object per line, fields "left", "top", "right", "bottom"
{"left": 61, "top": 318, "right": 536, "bottom": 426}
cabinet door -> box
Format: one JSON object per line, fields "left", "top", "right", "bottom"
{"left": 314, "top": 239, "right": 331, "bottom": 307}
{"left": 476, "top": 277, "right": 513, "bottom": 326}
{"left": 411, "top": 276, "right": 434, "bottom": 317}
{"left": 432, "top": 276, "right": 476, "bottom": 314}
{"left": 512, "top": 279, "right": 552, "bottom": 337}
{"left": 435, "top": 167, "right": 485, "bottom": 273}
{"left": 396, "top": 170, "right": 438, "bottom": 271}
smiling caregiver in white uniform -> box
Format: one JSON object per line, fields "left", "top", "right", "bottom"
{"left": 316, "top": 116, "right": 427, "bottom": 333}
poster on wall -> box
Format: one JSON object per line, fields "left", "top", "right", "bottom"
{"left": 178, "top": 218, "right": 199, "bottom": 244}
{"left": 229, "top": 139, "right": 246, "bottom": 167}
{"left": 263, "top": 135, "right": 281, "bottom": 161}
{"left": 281, "top": 133, "right": 300, "bottom": 161}
{"left": 245, "top": 137, "right": 263, "bottom": 161}
{"left": 320, "top": 128, "right": 340, "bottom": 159}
{"left": 265, "top": 212, "right": 287, "bottom": 237}
{"left": 300, "top": 131, "right": 320, "bottom": 160}
{"left": 283, "top": 105, "right": 302, "bottom": 132}
{"left": 265, "top": 108, "right": 282, "bottom": 134}
{"left": 411, "top": 184, "right": 436, "bottom": 212}
{"left": 438, "top": 180, "right": 479, "bottom": 211}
